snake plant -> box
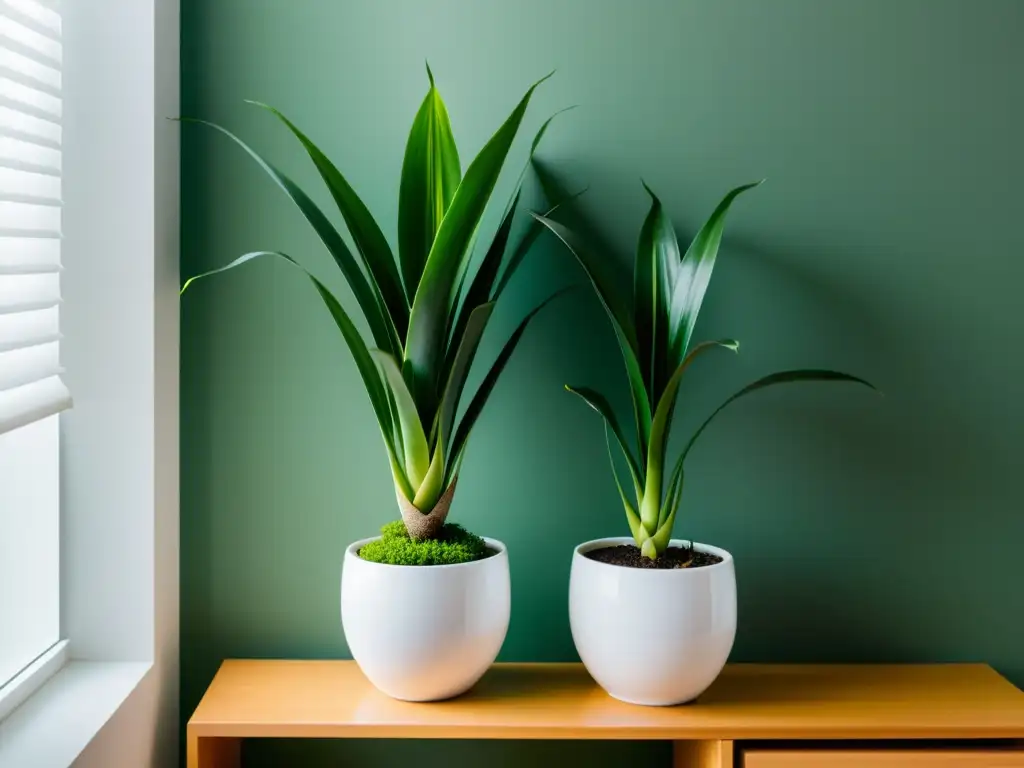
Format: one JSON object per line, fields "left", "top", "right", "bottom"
{"left": 181, "top": 67, "right": 569, "bottom": 541}
{"left": 534, "top": 183, "right": 876, "bottom": 560}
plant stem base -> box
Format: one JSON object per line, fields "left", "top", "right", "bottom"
{"left": 398, "top": 479, "right": 456, "bottom": 540}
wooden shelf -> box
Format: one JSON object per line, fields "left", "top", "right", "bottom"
{"left": 187, "top": 661, "right": 1024, "bottom": 767}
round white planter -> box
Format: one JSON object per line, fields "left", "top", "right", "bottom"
{"left": 340, "top": 536, "right": 510, "bottom": 702}
{"left": 569, "top": 536, "right": 736, "bottom": 706}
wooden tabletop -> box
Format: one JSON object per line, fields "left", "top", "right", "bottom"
{"left": 188, "top": 661, "right": 1024, "bottom": 741}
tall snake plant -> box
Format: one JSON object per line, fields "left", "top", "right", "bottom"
{"left": 181, "top": 67, "right": 569, "bottom": 540}
{"left": 534, "top": 183, "right": 876, "bottom": 560}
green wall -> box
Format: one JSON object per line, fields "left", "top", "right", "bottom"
{"left": 181, "top": 1, "right": 1024, "bottom": 764}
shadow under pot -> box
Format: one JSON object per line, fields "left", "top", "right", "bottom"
{"left": 340, "top": 536, "right": 510, "bottom": 702}
{"left": 569, "top": 536, "right": 736, "bottom": 706}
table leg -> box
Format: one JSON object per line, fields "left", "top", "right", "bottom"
{"left": 674, "top": 739, "right": 734, "bottom": 768}
{"left": 186, "top": 733, "right": 241, "bottom": 768}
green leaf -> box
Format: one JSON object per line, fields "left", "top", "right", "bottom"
{"left": 446, "top": 443, "right": 467, "bottom": 485}
{"left": 438, "top": 303, "right": 494, "bottom": 461}
{"left": 531, "top": 106, "right": 574, "bottom": 155}
{"left": 530, "top": 213, "right": 653, "bottom": 463}
{"left": 178, "top": 118, "right": 401, "bottom": 357}
{"left": 682, "top": 369, "right": 879, "bottom": 462}
{"left": 445, "top": 289, "right": 565, "bottom": 485}
{"left": 301, "top": 277, "right": 425, "bottom": 501}
{"left": 640, "top": 339, "right": 739, "bottom": 532}
{"left": 668, "top": 180, "right": 762, "bottom": 366}
{"left": 604, "top": 423, "right": 643, "bottom": 542}
{"left": 181, "top": 250, "right": 412, "bottom": 501}
{"left": 635, "top": 183, "right": 682, "bottom": 399}
{"left": 382, "top": 378, "right": 405, "bottom": 464}
{"left": 565, "top": 385, "right": 642, "bottom": 503}
{"left": 414, "top": 440, "right": 445, "bottom": 511}
{"left": 443, "top": 103, "right": 577, "bottom": 347}
{"left": 371, "top": 351, "right": 430, "bottom": 490}
{"left": 492, "top": 182, "right": 589, "bottom": 301}
{"left": 405, "top": 73, "right": 551, "bottom": 418}
{"left": 655, "top": 444, "right": 686, "bottom": 532}
{"left": 249, "top": 101, "right": 409, "bottom": 344}
{"left": 386, "top": 450, "right": 416, "bottom": 506}
{"left": 503, "top": 105, "right": 576, "bottom": 218}
{"left": 445, "top": 192, "right": 519, "bottom": 371}
{"left": 642, "top": 454, "right": 686, "bottom": 558}
{"left": 649, "top": 496, "right": 679, "bottom": 558}
{"left": 398, "top": 63, "right": 462, "bottom": 300}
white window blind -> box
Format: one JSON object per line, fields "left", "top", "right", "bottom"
{"left": 0, "top": 0, "right": 64, "bottom": 704}
{"left": 0, "top": 0, "right": 68, "bottom": 437}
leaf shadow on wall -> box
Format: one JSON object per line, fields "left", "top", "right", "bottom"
{"left": 698, "top": 236, "right": 1021, "bottom": 673}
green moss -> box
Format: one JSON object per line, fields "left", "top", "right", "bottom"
{"left": 358, "top": 520, "right": 491, "bottom": 566}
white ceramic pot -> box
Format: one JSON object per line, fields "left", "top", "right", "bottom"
{"left": 569, "top": 536, "right": 736, "bottom": 706}
{"left": 340, "top": 536, "right": 510, "bottom": 701}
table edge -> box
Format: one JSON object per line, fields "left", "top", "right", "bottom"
{"left": 186, "top": 660, "right": 1024, "bottom": 741}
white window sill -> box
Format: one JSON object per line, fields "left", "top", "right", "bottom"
{"left": 0, "top": 641, "right": 70, "bottom": 725}
{"left": 0, "top": 660, "right": 151, "bottom": 768}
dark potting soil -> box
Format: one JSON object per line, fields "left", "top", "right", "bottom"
{"left": 584, "top": 544, "right": 722, "bottom": 570}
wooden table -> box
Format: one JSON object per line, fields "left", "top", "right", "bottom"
{"left": 187, "top": 661, "right": 1024, "bottom": 767}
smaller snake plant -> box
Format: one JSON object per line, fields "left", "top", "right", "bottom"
{"left": 534, "top": 183, "right": 876, "bottom": 560}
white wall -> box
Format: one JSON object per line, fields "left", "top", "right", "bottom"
{"left": 61, "top": 0, "right": 179, "bottom": 764}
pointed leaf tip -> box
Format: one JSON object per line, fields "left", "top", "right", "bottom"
{"left": 527, "top": 105, "right": 577, "bottom": 157}
{"left": 425, "top": 61, "right": 435, "bottom": 87}
{"left": 522, "top": 70, "right": 555, "bottom": 97}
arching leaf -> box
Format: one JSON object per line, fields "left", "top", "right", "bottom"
{"left": 492, "top": 183, "right": 589, "bottom": 301}
{"left": 604, "top": 423, "right": 643, "bottom": 542}
{"left": 531, "top": 213, "right": 652, "bottom": 460}
{"left": 445, "top": 289, "right": 565, "bottom": 485}
{"left": 438, "top": 303, "right": 494, "bottom": 460}
{"left": 178, "top": 118, "right": 401, "bottom": 357}
{"left": 444, "top": 191, "right": 518, "bottom": 373}
{"left": 682, "top": 369, "right": 879, "bottom": 462}
{"left": 181, "top": 250, "right": 412, "bottom": 500}
{"left": 565, "top": 384, "right": 642, "bottom": 503}
{"left": 250, "top": 101, "right": 409, "bottom": 344}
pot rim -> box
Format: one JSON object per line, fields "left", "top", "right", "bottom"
{"left": 345, "top": 535, "right": 507, "bottom": 570}
{"left": 572, "top": 536, "right": 733, "bottom": 573}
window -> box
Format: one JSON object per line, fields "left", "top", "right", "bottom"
{"left": 0, "top": 0, "right": 68, "bottom": 703}
{"left": 0, "top": 1, "right": 178, "bottom": 762}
